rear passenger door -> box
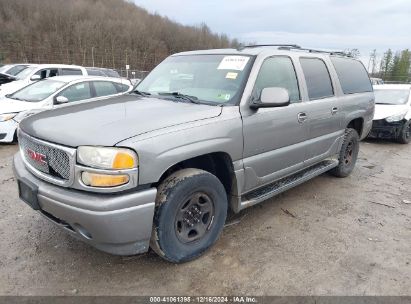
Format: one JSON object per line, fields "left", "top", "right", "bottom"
{"left": 299, "top": 57, "right": 343, "bottom": 164}
{"left": 241, "top": 56, "right": 311, "bottom": 191}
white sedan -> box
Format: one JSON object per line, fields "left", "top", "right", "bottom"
{"left": 369, "top": 84, "right": 411, "bottom": 144}
{"left": 0, "top": 76, "right": 132, "bottom": 143}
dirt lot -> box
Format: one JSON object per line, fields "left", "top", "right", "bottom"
{"left": 0, "top": 140, "right": 410, "bottom": 296}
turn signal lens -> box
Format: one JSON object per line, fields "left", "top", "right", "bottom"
{"left": 81, "top": 172, "right": 129, "bottom": 187}
{"left": 113, "top": 152, "right": 136, "bottom": 169}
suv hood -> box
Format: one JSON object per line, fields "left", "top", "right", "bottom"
{"left": 0, "top": 97, "right": 43, "bottom": 114}
{"left": 19, "top": 95, "right": 222, "bottom": 147}
{"left": 373, "top": 104, "right": 409, "bottom": 120}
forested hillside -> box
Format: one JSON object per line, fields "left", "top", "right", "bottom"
{"left": 378, "top": 49, "right": 411, "bottom": 82}
{"left": 0, "top": 0, "right": 240, "bottom": 70}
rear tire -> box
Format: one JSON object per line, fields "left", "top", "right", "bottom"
{"left": 330, "top": 128, "right": 360, "bottom": 178}
{"left": 150, "top": 168, "right": 227, "bottom": 263}
{"left": 397, "top": 120, "right": 411, "bottom": 144}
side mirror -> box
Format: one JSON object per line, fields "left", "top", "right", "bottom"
{"left": 30, "top": 75, "right": 41, "bottom": 81}
{"left": 55, "top": 96, "right": 69, "bottom": 104}
{"left": 250, "top": 87, "right": 290, "bottom": 109}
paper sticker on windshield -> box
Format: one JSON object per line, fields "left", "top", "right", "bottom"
{"left": 226, "top": 72, "right": 238, "bottom": 79}
{"left": 218, "top": 56, "right": 250, "bottom": 71}
{"left": 218, "top": 93, "right": 231, "bottom": 101}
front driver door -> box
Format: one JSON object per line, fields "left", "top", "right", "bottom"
{"left": 56, "top": 82, "right": 93, "bottom": 106}
{"left": 241, "top": 56, "right": 310, "bottom": 192}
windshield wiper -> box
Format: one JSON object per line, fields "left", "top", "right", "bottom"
{"left": 8, "top": 95, "right": 26, "bottom": 101}
{"left": 132, "top": 90, "right": 151, "bottom": 96}
{"left": 158, "top": 92, "right": 200, "bottom": 104}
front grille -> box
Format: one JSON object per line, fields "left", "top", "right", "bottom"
{"left": 373, "top": 119, "right": 402, "bottom": 127}
{"left": 19, "top": 133, "right": 71, "bottom": 180}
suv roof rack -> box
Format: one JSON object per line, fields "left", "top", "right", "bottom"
{"left": 280, "top": 45, "right": 349, "bottom": 56}
{"left": 238, "top": 44, "right": 350, "bottom": 57}
{"left": 237, "top": 44, "right": 301, "bottom": 51}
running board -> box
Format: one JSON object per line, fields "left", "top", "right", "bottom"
{"left": 240, "top": 160, "right": 338, "bottom": 210}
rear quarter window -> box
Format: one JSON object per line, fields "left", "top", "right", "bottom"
{"left": 86, "top": 68, "right": 105, "bottom": 76}
{"left": 331, "top": 57, "right": 372, "bottom": 94}
{"left": 113, "top": 82, "right": 130, "bottom": 93}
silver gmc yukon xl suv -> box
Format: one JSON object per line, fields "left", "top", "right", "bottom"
{"left": 13, "top": 45, "right": 374, "bottom": 263}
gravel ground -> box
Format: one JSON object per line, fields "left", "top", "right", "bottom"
{"left": 0, "top": 140, "right": 410, "bottom": 296}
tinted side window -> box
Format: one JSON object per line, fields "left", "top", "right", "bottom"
{"left": 93, "top": 81, "right": 118, "bottom": 97}
{"left": 34, "top": 69, "right": 59, "bottom": 79}
{"left": 61, "top": 68, "right": 82, "bottom": 76}
{"left": 331, "top": 57, "right": 372, "bottom": 94}
{"left": 253, "top": 56, "right": 300, "bottom": 102}
{"left": 59, "top": 82, "right": 92, "bottom": 102}
{"left": 300, "top": 58, "right": 334, "bottom": 100}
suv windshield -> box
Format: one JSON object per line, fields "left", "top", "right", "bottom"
{"left": 136, "top": 54, "right": 253, "bottom": 105}
{"left": 374, "top": 89, "right": 410, "bottom": 105}
{"left": 9, "top": 79, "right": 66, "bottom": 102}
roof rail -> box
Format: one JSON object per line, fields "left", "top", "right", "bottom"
{"left": 278, "top": 45, "right": 350, "bottom": 56}
{"left": 237, "top": 44, "right": 301, "bottom": 51}
{"left": 238, "top": 44, "right": 350, "bottom": 57}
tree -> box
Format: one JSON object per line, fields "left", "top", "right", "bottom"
{"left": 0, "top": 0, "right": 240, "bottom": 71}
{"left": 368, "top": 49, "right": 377, "bottom": 75}
{"left": 380, "top": 49, "right": 393, "bottom": 81}
{"left": 397, "top": 49, "right": 411, "bottom": 82}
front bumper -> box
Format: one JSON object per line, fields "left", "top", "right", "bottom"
{"left": 368, "top": 119, "right": 404, "bottom": 139}
{"left": 0, "top": 119, "right": 18, "bottom": 143}
{"left": 13, "top": 153, "right": 157, "bottom": 255}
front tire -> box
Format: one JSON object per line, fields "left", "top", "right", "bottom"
{"left": 150, "top": 168, "right": 228, "bottom": 263}
{"left": 330, "top": 128, "right": 360, "bottom": 178}
{"left": 397, "top": 120, "right": 411, "bottom": 144}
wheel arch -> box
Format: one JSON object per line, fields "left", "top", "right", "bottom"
{"left": 346, "top": 116, "right": 364, "bottom": 137}
{"left": 154, "top": 152, "right": 237, "bottom": 210}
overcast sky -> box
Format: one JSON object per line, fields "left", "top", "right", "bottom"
{"left": 132, "top": 0, "right": 411, "bottom": 68}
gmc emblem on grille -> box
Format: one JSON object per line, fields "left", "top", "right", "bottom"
{"left": 27, "top": 149, "right": 47, "bottom": 165}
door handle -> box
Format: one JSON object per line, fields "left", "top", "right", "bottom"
{"left": 297, "top": 112, "right": 307, "bottom": 123}
{"left": 331, "top": 107, "right": 338, "bottom": 115}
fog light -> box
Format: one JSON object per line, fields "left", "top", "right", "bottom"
{"left": 81, "top": 172, "right": 129, "bottom": 187}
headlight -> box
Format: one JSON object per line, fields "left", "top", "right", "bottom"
{"left": 386, "top": 112, "right": 407, "bottom": 123}
{"left": 77, "top": 146, "right": 138, "bottom": 170}
{"left": 14, "top": 111, "right": 37, "bottom": 123}
{"left": 0, "top": 113, "right": 17, "bottom": 122}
